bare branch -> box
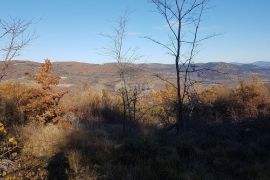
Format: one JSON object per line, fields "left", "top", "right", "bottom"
{"left": 0, "top": 18, "right": 34, "bottom": 80}
{"left": 144, "top": 36, "right": 176, "bottom": 56}
{"left": 149, "top": 0, "right": 211, "bottom": 132}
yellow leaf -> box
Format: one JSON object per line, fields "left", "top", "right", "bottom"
{"left": 2, "top": 171, "right": 7, "bottom": 177}
{"left": 11, "top": 152, "right": 17, "bottom": 157}
{"left": 8, "top": 137, "right": 17, "bottom": 145}
{"left": 0, "top": 126, "right": 4, "bottom": 132}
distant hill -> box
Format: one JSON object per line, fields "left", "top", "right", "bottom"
{"left": 251, "top": 61, "right": 270, "bottom": 68}
{"left": 1, "top": 60, "right": 270, "bottom": 91}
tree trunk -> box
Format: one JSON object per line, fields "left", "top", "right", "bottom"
{"left": 176, "top": 58, "right": 183, "bottom": 134}
{"left": 133, "top": 101, "right": 136, "bottom": 122}
{"left": 122, "top": 94, "right": 126, "bottom": 134}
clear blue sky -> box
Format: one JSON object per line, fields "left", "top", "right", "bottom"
{"left": 0, "top": 0, "right": 269, "bottom": 64}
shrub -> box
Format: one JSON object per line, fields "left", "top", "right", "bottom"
{"left": 148, "top": 77, "right": 270, "bottom": 126}
{"left": 194, "top": 77, "right": 270, "bottom": 123}
{"left": 18, "top": 60, "right": 68, "bottom": 125}
{"left": 64, "top": 88, "right": 122, "bottom": 124}
{"left": 0, "top": 122, "right": 19, "bottom": 178}
{"left": 228, "top": 78, "right": 270, "bottom": 121}
{"left": 20, "top": 122, "right": 72, "bottom": 157}
{"left": 149, "top": 84, "right": 177, "bottom": 126}
{"left": 0, "top": 81, "right": 29, "bottom": 126}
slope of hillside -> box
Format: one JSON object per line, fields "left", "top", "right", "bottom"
{"left": 251, "top": 61, "right": 270, "bottom": 68}
{"left": 1, "top": 60, "right": 270, "bottom": 91}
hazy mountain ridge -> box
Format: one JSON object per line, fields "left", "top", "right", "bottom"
{"left": 251, "top": 61, "right": 270, "bottom": 68}
{"left": 1, "top": 60, "right": 270, "bottom": 90}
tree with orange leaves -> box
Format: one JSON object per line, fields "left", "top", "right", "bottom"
{"left": 34, "top": 59, "right": 60, "bottom": 90}
{"left": 19, "top": 60, "right": 68, "bottom": 125}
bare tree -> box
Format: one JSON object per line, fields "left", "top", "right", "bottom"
{"left": 0, "top": 18, "right": 34, "bottom": 80}
{"left": 147, "top": 0, "right": 210, "bottom": 133}
{"left": 101, "top": 12, "right": 142, "bottom": 133}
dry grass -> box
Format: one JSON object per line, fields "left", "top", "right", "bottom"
{"left": 63, "top": 88, "right": 122, "bottom": 124}
{"left": 67, "top": 150, "right": 81, "bottom": 174}
{"left": 8, "top": 120, "right": 270, "bottom": 180}
{"left": 19, "top": 123, "right": 72, "bottom": 157}
{"left": 1, "top": 75, "right": 270, "bottom": 179}
{"left": 0, "top": 81, "right": 29, "bottom": 126}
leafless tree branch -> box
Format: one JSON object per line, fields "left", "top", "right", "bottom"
{"left": 149, "top": 0, "right": 211, "bottom": 133}
{"left": 0, "top": 18, "right": 34, "bottom": 80}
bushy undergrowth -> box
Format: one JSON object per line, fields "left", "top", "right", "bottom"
{"left": 63, "top": 89, "right": 123, "bottom": 125}
{"left": 147, "top": 77, "right": 270, "bottom": 126}
{"left": 0, "top": 81, "right": 29, "bottom": 126}
{"left": 0, "top": 60, "right": 68, "bottom": 127}
{"left": 0, "top": 60, "right": 270, "bottom": 179}
{"left": 2, "top": 120, "right": 269, "bottom": 179}
{"left": 19, "top": 122, "right": 72, "bottom": 157}
{"left": 0, "top": 60, "right": 70, "bottom": 178}
{"left": 194, "top": 78, "right": 270, "bottom": 123}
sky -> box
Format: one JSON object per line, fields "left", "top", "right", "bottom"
{"left": 0, "top": 0, "right": 269, "bottom": 64}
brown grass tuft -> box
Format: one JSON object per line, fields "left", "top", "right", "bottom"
{"left": 19, "top": 123, "right": 72, "bottom": 157}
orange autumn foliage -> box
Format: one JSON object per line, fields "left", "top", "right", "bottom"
{"left": 19, "top": 60, "right": 68, "bottom": 125}
{"left": 195, "top": 77, "right": 270, "bottom": 122}
{"left": 34, "top": 59, "right": 60, "bottom": 90}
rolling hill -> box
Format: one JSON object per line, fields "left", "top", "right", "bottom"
{"left": 1, "top": 60, "right": 270, "bottom": 91}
